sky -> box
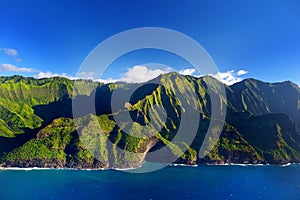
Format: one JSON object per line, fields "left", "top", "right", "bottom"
{"left": 0, "top": 0, "right": 299, "bottom": 85}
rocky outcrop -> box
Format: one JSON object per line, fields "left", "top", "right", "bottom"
{"left": 0, "top": 158, "right": 65, "bottom": 168}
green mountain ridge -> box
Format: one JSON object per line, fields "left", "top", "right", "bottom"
{"left": 0, "top": 73, "right": 299, "bottom": 168}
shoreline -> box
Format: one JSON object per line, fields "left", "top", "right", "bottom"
{"left": 0, "top": 163, "right": 297, "bottom": 171}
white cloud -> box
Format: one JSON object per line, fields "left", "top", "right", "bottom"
{"left": 35, "top": 71, "right": 72, "bottom": 79}
{"left": 74, "top": 71, "right": 118, "bottom": 83}
{"left": 77, "top": 67, "right": 247, "bottom": 85}
{"left": 65, "top": 66, "right": 172, "bottom": 83}
{"left": 14, "top": 58, "right": 22, "bottom": 62}
{"left": 237, "top": 69, "right": 248, "bottom": 76}
{"left": 0, "top": 60, "right": 248, "bottom": 86}
{"left": 119, "top": 65, "right": 173, "bottom": 83}
{"left": 0, "top": 48, "right": 18, "bottom": 57}
{"left": 179, "top": 68, "right": 197, "bottom": 76}
{"left": 35, "top": 71, "right": 119, "bottom": 84}
{"left": 75, "top": 71, "right": 97, "bottom": 79}
{"left": 0, "top": 63, "right": 35, "bottom": 73}
{"left": 0, "top": 63, "right": 69, "bottom": 79}
{"left": 35, "top": 71, "right": 60, "bottom": 78}
{"left": 211, "top": 69, "right": 248, "bottom": 85}
{"left": 96, "top": 78, "right": 119, "bottom": 84}
{"left": 0, "top": 63, "right": 70, "bottom": 80}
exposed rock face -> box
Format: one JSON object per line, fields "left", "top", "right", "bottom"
{"left": 198, "top": 153, "right": 266, "bottom": 165}
{"left": 0, "top": 158, "right": 108, "bottom": 169}
{"left": 65, "top": 159, "right": 108, "bottom": 169}
{"left": 0, "top": 159, "right": 65, "bottom": 168}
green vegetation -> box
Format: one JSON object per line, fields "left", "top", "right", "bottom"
{"left": 1, "top": 118, "right": 75, "bottom": 162}
{"left": 0, "top": 76, "right": 99, "bottom": 137}
{"left": 0, "top": 73, "right": 299, "bottom": 168}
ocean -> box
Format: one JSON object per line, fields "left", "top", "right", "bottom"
{"left": 0, "top": 164, "right": 300, "bottom": 200}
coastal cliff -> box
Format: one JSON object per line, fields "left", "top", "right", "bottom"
{"left": 0, "top": 73, "right": 299, "bottom": 168}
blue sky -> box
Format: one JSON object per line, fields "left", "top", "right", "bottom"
{"left": 0, "top": 0, "right": 299, "bottom": 85}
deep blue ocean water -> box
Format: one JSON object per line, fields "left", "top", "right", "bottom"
{"left": 1, "top": 164, "right": 300, "bottom": 200}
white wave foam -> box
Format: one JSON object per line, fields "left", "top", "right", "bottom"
{"left": 0, "top": 167, "right": 52, "bottom": 171}
{"left": 0, "top": 167, "right": 107, "bottom": 171}
{"left": 170, "top": 163, "right": 198, "bottom": 167}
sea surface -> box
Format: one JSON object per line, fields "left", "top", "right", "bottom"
{"left": 1, "top": 164, "right": 300, "bottom": 200}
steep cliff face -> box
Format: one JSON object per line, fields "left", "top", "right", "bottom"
{"left": 0, "top": 73, "right": 299, "bottom": 168}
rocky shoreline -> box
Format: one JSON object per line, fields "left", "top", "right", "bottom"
{"left": 0, "top": 158, "right": 296, "bottom": 170}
